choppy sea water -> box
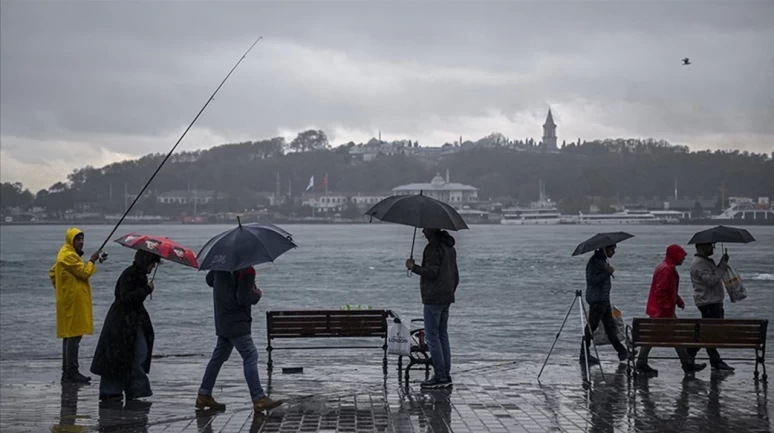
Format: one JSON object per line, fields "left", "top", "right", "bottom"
{"left": 1, "top": 224, "right": 772, "bottom": 363}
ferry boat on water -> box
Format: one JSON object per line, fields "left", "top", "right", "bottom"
{"left": 563, "top": 209, "right": 670, "bottom": 225}
{"left": 500, "top": 181, "right": 561, "bottom": 225}
{"left": 681, "top": 197, "right": 774, "bottom": 226}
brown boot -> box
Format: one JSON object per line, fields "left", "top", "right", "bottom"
{"left": 195, "top": 394, "right": 226, "bottom": 411}
{"left": 253, "top": 396, "right": 283, "bottom": 412}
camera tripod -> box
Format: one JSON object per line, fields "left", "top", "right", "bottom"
{"left": 538, "top": 290, "right": 605, "bottom": 384}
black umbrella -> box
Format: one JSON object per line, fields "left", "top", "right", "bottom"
{"left": 196, "top": 218, "right": 297, "bottom": 272}
{"left": 365, "top": 192, "right": 468, "bottom": 274}
{"left": 572, "top": 232, "right": 634, "bottom": 256}
{"left": 687, "top": 225, "right": 755, "bottom": 245}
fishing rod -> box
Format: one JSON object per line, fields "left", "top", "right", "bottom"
{"left": 96, "top": 36, "right": 263, "bottom": 254}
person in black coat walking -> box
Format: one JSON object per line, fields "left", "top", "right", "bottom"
{"left": 91, "top": 250, "right": 160, "bottom": 402}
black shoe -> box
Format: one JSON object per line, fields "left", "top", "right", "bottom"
{"left": 683, "top": 363, "right": 708, "bottom": 374}
{"left": 99, "top": 394, "right": 123, "bottom": 402}
{"left": 421, "top": 377, "right": 449, "bottom": 389}
{"left": 61, "top": 372, "right": 90, "bottom": 384}
{"left": 712, "top": 361, "right": 735, "bottom": 372}
{"left": 636, "top": 364, "right": 658, "bottom": 375}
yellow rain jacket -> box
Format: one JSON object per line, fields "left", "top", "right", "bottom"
{"left": 49, "top": 227, "right": 96, "bottom": 338}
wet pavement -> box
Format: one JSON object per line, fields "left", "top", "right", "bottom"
{"left": 0, "top": 352, "right": 770, "bottom": 432}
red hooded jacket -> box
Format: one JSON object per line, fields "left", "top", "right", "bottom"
{"left": 646, "top": 245, "right": 688, "bottom": 318}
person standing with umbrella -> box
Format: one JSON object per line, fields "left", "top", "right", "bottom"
{"left": 573, "top": 232, "right": 634, "bottom": 364}
{"left": 406, "top": 228, "right": 459, "bottom": 389}
{"left": 194, "top": 220, "right": 296, "bottom": 413}
{"left": 365, "top": 192, "right": 467, "bottom": 389}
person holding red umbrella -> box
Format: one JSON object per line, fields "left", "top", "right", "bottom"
{"left": 90, "top": 250, "right": 160, "bottom": 402}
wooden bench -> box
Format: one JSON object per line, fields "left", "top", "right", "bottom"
{"left": 626, "top": 318, "right": 768, "bottom": 381}
{"left": 266, "top": 309, "right": 393, "bottom": 373}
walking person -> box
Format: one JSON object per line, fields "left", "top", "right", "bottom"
{"left": 49, "top": 227, "right": 102, "bottom": 383}
{"left": 195, "top": 267, "right": 283, "bottom": 413}
{"left": 91, "top": 250, "right": 160, "bottom": 401}
{"left": 636, "top": 244, "right": 708, "bottom": 375}
{"left": 405, "top": 228, "right": 459, "bottom": 389}
{"left": 580, "top": 244, "right": 631, "bottom": 364}
{"left": 688, "top": 243, "right": 734, "bottom": 371}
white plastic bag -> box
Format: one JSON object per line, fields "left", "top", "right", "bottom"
{"left": 593, "top": 305, "right": 626, "bottom": 346}
{"left": 387, "top": 320, "right": 411, "bottom": 357}
{"left": 723, "top": 265, "right": 747, "bottom": 303}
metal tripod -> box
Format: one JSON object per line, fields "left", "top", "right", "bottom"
{"left": 538, "top": 290, "right": 605, "bottom": 383}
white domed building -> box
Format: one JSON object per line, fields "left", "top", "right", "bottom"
{"left": 392, "top": 170, "right": 479, "bottom": 205}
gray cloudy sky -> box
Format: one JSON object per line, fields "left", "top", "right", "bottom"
{"left": 1, "top": 1, "right": 773, "bottom": 191}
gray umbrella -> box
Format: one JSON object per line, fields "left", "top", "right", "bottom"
{"left": 196, "top": 218, "right": 297, "bottom": 272}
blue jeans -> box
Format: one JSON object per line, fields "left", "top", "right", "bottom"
{"left": 423, "top": 304, "right": 451, "bottom": 379}
{"left": 199, "top": 335, "right": 265, "bottom": 402}
{"left": 99, "top": 329, "right": 151, "bottom": 399}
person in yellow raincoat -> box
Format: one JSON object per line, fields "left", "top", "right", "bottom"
{"left": 49, "top": 227, "right": 102, "bottom": 384}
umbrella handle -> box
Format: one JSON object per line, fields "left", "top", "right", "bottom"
{"left": 407, "top": 227, "right": 417, "bottom": 278}
{"left": 149, "top": 266, "right": 159, "bottom": 300}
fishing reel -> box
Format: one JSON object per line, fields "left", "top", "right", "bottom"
{"left": 98, "top": 252, "right": 109, "bottom": 263}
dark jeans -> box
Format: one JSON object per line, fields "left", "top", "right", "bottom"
{"left": 424, "top": 304, "right": 451, "bottom": 380}
{"left": 62, "top": 336, "right": 82, "bottom": 377}
{"left": 199, "top": 335, "right": 265, "bottom": 402}
{"left": 583, "top": 302, "right": 626, "bottom": 356}
{"left": 99, "top": 329, "right": 152, "bottom": 399}
{"left": 688, "top": 303, "right": 724, "bottom": 366}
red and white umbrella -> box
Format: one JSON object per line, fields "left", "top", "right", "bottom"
{"left": 114, "top": 233, "right": 199, "bottom": 269}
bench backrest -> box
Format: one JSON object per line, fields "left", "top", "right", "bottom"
{"left": 631, "top": 318, "right": 768, "bottom": 349}
{"left": 267, "top": 310, "right": 389, "bottom": 340}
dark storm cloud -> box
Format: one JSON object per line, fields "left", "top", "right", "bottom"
{"left": 1, "top": 0, "right": 772, "bottom": 190}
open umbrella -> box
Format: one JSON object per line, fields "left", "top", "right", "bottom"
{"left": 114, "top": 233, "right": 199, "bottom": 268}
{"left": 365, "top": 192, "right": 468, "bottom": 275}
{"left": 196, "top": 218, "right": 297, "bottom": 272}
{"left": 572, "top": 232, "right": 634, "bottom": 256}
{"left": 688, "top": 225, "right": 755, "bottom": 245}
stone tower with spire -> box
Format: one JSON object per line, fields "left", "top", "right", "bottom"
{"left": 542, "top": 109, "right": 558, "bottom": 151}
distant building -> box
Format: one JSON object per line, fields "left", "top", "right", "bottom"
{"left": 542, "top": 109, "right": 558, "bottom": 151}
{"left": 301, "top": 192, "right": 390, "bottom": 212}
{"left": 157, "top": 190, "right": 215, "bottom": 205}
{"left": 392, "top": 170, "right": 479, "bottom": 205}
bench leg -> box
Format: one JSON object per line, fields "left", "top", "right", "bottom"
{"left": 266, "top": 342, "right": 273, "bottom": 371}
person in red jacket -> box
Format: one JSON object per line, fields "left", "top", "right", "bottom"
{"left": 636, "top": 244, "right": 708, "bottom": 375}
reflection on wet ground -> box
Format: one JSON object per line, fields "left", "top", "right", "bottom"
{"left": 0, "top": 353, "right": 769, "bottom": 432}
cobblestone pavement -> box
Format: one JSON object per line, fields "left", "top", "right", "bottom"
{"left": 0, "top": 353, "right": 770, "bottom": 432}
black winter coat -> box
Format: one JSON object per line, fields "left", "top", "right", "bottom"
{"left": 411, "top": 232, "right": 459, "bottom": 305}
{"left": 90, "top": 261, "right": 155, "bottom": 379}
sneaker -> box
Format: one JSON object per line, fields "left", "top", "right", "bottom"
{"left": 712, "top": 361, "right": 735, "bottom": 372}
{"left": 636, "top": 364, "right": 658, "bottom": 375}
{"left": 195, "top": 394, "right": 226, "bottom": 411}
{"left": 253, "top": 396, "right": 283, "bottom": 412}
{"left": 420, "top": 376, "right": 448, "bottom": 389}
{"left": 683, "top": 362, "right": 708, "bottom": 375}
